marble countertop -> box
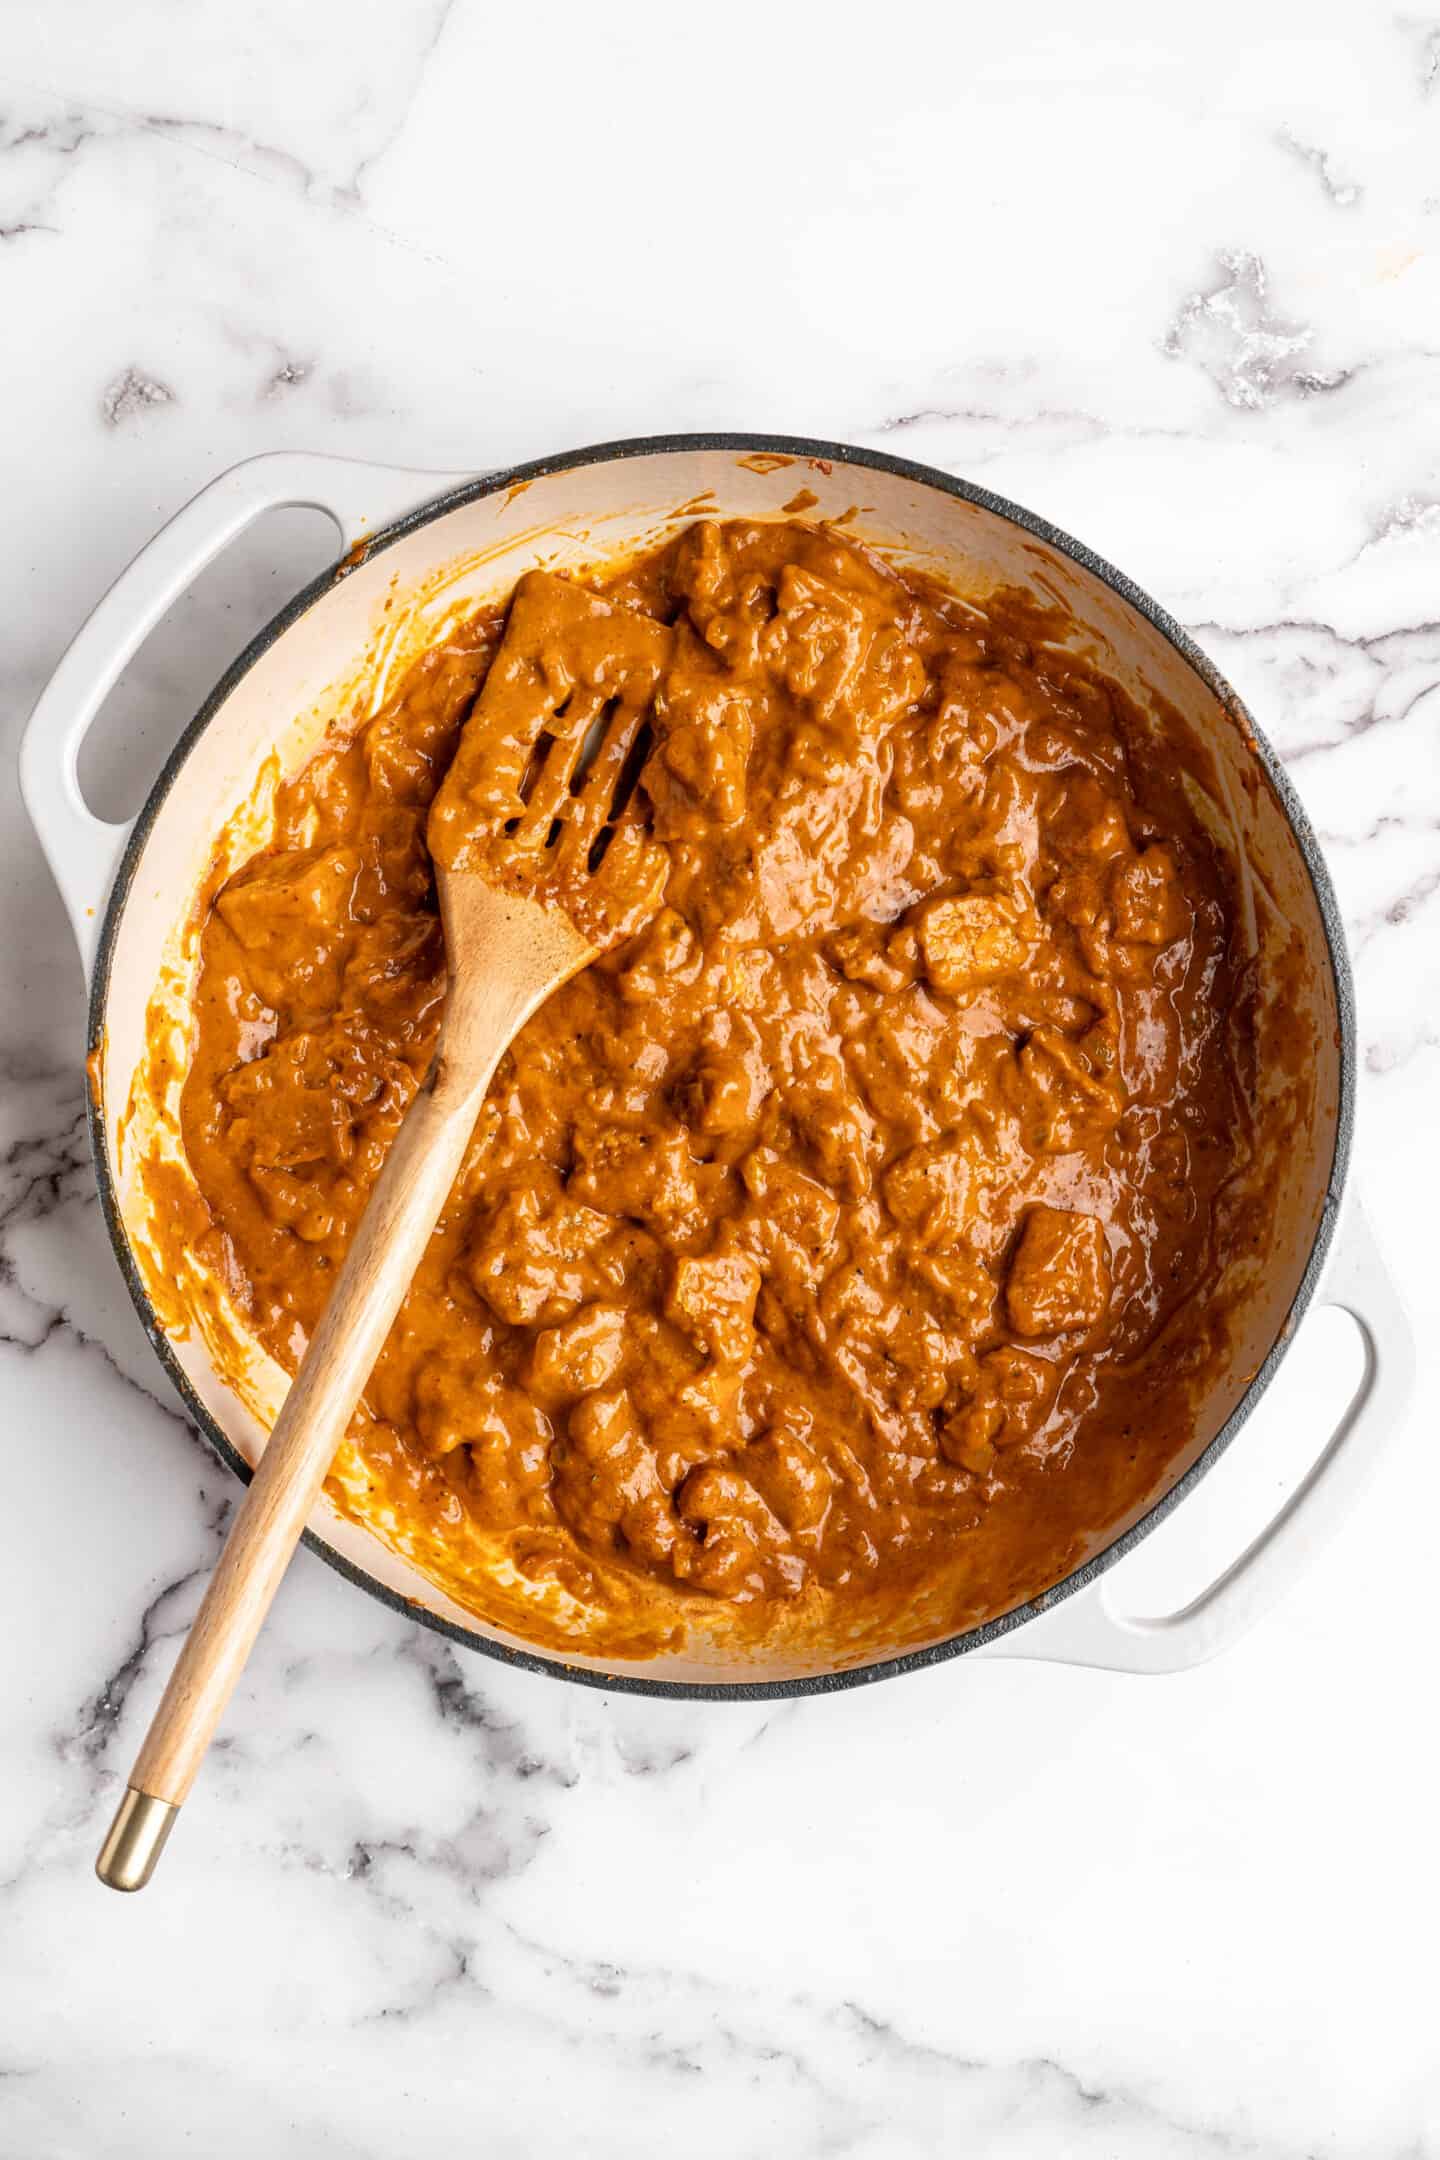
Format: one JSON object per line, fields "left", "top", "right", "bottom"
{"left": 3, "top": 5, "right": 1439, "bottom": 2153}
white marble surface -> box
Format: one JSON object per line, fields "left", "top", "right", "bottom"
{"left": 3, "top": 4, "right": 1439, "bottom": 2153}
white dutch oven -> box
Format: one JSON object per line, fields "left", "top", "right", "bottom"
{"left": 20, "top": 437, "right": 1415, "bottom": 1695}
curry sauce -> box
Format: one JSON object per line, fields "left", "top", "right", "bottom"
{"left": 172, "top": 519, "right": 1256, "bottom": 1658}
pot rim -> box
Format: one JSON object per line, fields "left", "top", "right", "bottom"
{"left": 86, "top": 430, "right": 1356, "bottom": 1700}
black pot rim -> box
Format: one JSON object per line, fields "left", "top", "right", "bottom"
{"left": 85, "top": 431, "right": 1356, "bottom": 1702}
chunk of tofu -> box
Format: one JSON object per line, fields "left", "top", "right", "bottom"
{"left": 745, "top": 1419, "right": 831, "bottom": 1535}
{"left": 766, "top": 564, "right": 925, "bottom": 729}
{"left": 526, "top": 1303, "right": 627, "bottom": 1404}
{"left": 882, "top": 1142, "right": 971, "bottom": 1236}
{"left": 673, "top": 1462, "right": 800, "bottom": 1599}
{"left": 465, "top": 1184, "right": 610, "bottom": 1327}
{"left": 665, "top": 1251, "right": 761, "bottom": 1366}
{"left": 217, "top": 846, "right": 360, "bottom": 952}
{"left": 739, "top": 1148, "right": 841, "bottom": 1266}
{"left": 685, "top": 1043, "right": 769, "bottom": 1137}
{"left": 552, "top": 1388, "right": 672, "bottom": 1560}
{"left": 1005, "top": 1206, "right": 1109, "bottom": 1337}
{"left": 939, "top": 1344, "right": 1055, "bottom": 1471}
{"left": 910, "top": 1247, "right": 995, "bottom": 1324}
{"left": 939, "top": 1398, "right": 1003, "bottom": 1476}
{"left": 1013, "top": 1025, "right": 1125, "bottom": 1154}
{"left": 570, "top": 1124, "right": 708, "bottom": 1243}
{"left": 411, "top": 1354, "right": 506, "bottom": 1459}
{"left": 977, "top": 1345, "right": 1055, "bottom": 1433}
{"left": 827, "top": 923, "right": 915, "bottom": 994}
{"left": 616, "top": 908, "right": 699, "bottom": 1003}
{"left": 243, "top": 1082, "right": 353, "bottom": 1172}
{"left": 1111, "top": 845, "right": 1186, "bottom": 947}
{"left": 648, "top": 686, "right": 754, "bottom": 832}
{"left": 216, "top": 845, "right": 361, "bottom": 1008}
{"left": 917, "top": 890, "right": 1030, "bottom": 995}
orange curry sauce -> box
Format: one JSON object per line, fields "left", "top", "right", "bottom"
{"left": 172, "top": 519, "right": 1254, "bottom": 1660}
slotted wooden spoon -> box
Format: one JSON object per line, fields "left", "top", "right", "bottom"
{"left": 98, "top": 574, "right": 670, "bottom": 1890}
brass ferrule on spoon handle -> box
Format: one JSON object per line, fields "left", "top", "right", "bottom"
{"left": 96, "top": 1787, "right": 180, "bottom": 1892}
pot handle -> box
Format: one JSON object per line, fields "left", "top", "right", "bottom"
{"left": 20, "top": 451, "right": 476, "bottom": 980}
{"left": 980, "top": 1195, "right": 1413, "bottom": 1672}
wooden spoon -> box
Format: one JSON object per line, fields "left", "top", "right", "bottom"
{"left": 97, "top": 573, "right": 670, "bottom": 1890}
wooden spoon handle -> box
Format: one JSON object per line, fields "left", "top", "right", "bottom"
{"left": 97, "top": 1053, "right": 494, "bottom": 1890}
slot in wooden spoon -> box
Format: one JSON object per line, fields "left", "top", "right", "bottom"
{"left": 97, "top": 574, "right": 670, "bottom": 1890}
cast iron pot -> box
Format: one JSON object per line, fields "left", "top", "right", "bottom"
{"left": 20, "top": 435, "right": 1415, "bottom": 1695}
